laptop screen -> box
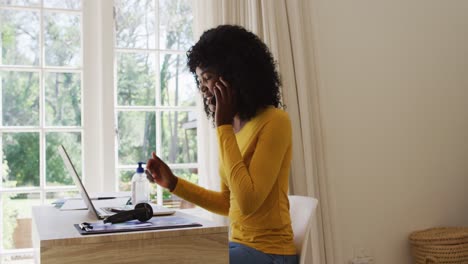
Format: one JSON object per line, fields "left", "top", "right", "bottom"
{"left": 58, "top": 144, "right": 101, "bottom": 219}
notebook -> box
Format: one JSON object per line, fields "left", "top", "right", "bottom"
{"left": 58, "top": 145, "right": 175, "bottom": 220}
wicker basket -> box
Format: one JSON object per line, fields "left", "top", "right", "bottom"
{"left": 409, "top": 227, "right": 468, "bottom": 264}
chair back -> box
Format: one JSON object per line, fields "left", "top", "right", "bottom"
{"left": 289, "top": 195, "right": 318, "bottom": 264}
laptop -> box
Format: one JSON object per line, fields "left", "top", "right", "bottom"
{"left": 58, "top": 145, "right": 175, "bottom": 220}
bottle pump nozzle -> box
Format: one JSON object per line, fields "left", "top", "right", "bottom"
{"left": 136, "top": 162, "right": 145, "bottom": 173}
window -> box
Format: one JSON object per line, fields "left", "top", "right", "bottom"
{"left": 0, "top": 0, "right": 83, "bottom": 262}
{"left": 113, "top": 0, "right": 197, "bottom": 208}
{"left": 0, "top": 0, "right": 198, "bottom": 262}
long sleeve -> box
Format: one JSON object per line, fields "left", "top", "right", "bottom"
{"left": 174, "top": 108, "right": 296, "bottom": 255}
{"left": 217, "top": 112, "right": 292, "bottom": 215}
{"left": 171, "top": 178, "right": 230, "bottom": 215}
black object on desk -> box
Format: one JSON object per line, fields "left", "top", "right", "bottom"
{"left": 103, "top": 203, "right": 153, "bottom": 224}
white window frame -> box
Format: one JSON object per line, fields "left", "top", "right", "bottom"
{"left": 84, "top": 0, "right": 203, "bottom": 195}
{"left": 0, "top": 1, "right": 85, "bottom": 260}
{"left": 82, "top": 0, "right": 116, "bottom": 193}
{"left": 0, "top": 0, "right": 205, "bottom": 259}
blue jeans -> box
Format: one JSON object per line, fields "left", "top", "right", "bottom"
{"left": 229, "top": 242, "right": 298, "bottom": 264}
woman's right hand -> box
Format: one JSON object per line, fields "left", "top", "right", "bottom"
{"left": 146, "top": 152, "right": 178, "bottom": 191}
{"left": 213, "top": 77, "right": 237, "bottom": 127}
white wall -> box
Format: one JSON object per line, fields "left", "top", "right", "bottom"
{"left": 310, "top": 0, "right": 468, "bottom": 263}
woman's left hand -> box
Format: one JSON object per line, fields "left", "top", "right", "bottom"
{"left": 213, "top": 77, "right": 237, "bottom": 127}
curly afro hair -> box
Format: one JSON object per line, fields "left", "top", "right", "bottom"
{"left": 186, "top": 25, "right": 283, "bottom": 123}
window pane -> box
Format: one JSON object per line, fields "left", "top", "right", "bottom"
{"left": 160, "top": 53, "right": 196, "bottom": 106}
{"left": 2, "top": 192, "right": 40, "bottom": 250}
{"left": 161, "top": 111, "right": 197, "bottom": 163}
{"left": 118, "top": 169, "right": 133, "bottom": 192}
{"left": 1, "top": 71, "right": 39, "bottom": 126}
{"left": 0, "top": 0, "right": 39, "bottom": 6}
{"left": 44, "top": 0, "right": 81, "bottom": 10}
{"left": 44, "top": 12, "right": 81, "bottom": 67}
{"left": 45, "top": 72, "right": 81, "bottom": 126}
{"left": 46, "top": 132, "right": 81, "bottom": 186}
{"left": 173, "top": 168, "right": 198, "bottom": 184}
{"left": 0, "top": 10, "right": 39, "bottom": 66}
{"left": 159, "top": 0, "right": 193, "bottom": 51}
{"left": 2, "top": 133, "right": 39, "bottom": 188}
{"left": 114, "top": 0, "right": 156, "bottom": 49}
{"left": 116, "top": 52, "right": 156, "bottom": 106}
{"left": 117, "top": 111, "right": 155, "bottom": 165}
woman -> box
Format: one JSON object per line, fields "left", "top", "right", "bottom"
{"left": 146, "top": 25, "right": 298, "bottom": 264}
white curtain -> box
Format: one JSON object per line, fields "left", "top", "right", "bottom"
{"left": 193, "top": 1, "right": 333, "bottom": 263}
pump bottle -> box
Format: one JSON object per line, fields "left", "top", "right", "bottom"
{"left": 131, "top": 162, "right": 150, "bottom": 204}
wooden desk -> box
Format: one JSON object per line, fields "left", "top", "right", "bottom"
{"left": 32, "top": 206, "right": 228, "bottom": 264}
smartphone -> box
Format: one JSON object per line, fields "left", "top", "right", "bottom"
{"left": 145, "top": 169, "right": 155, "bottom": 183}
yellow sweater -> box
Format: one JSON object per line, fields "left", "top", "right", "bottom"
{"left": 172, "top": 107, "right": 296, "bottom": 255}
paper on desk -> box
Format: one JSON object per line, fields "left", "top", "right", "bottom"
{"left": 60, "top": 197, "right": 130, "bottom": 211}
{"left": 60, "top": 199, "right": 87, "bottom": 210}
